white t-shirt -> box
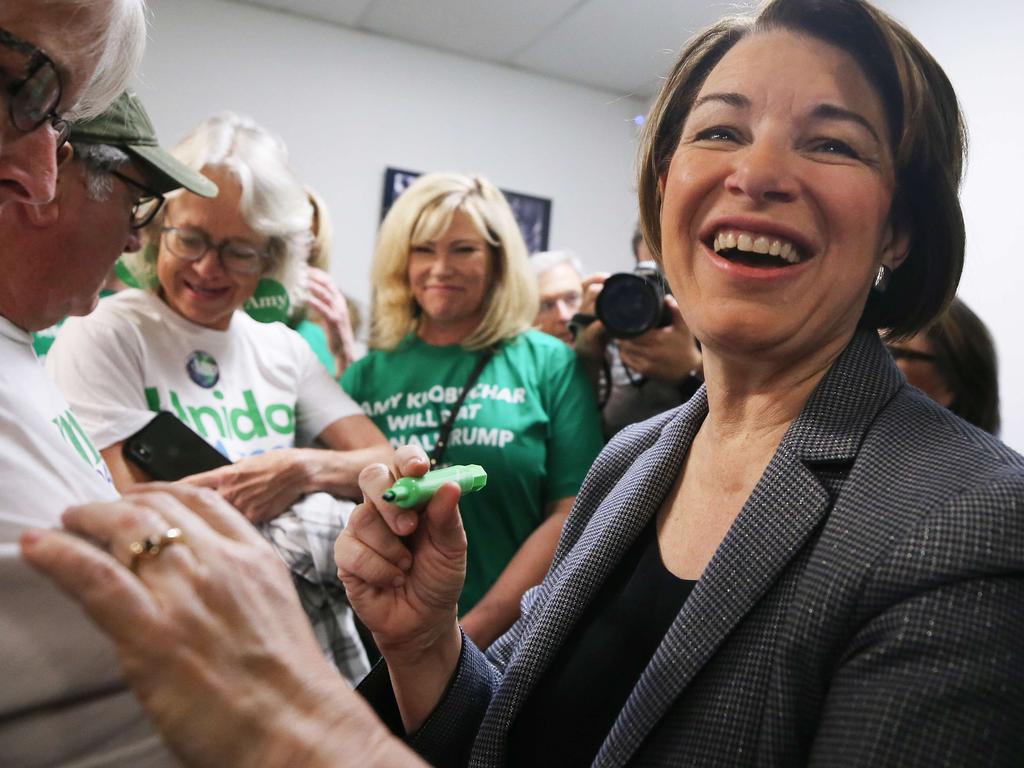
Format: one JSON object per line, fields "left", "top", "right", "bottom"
{"left": 46, "top": 291, "right": 373, "bottom": 681}
{"left": 0, "top": 315, "right": 175, "bottom": 767}
{"left": 48, "top": 289, "right": 361, "bottom": 457}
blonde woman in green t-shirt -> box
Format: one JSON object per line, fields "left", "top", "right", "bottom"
{"left": 342, "top": 173, "right": 603, "bottom": 649}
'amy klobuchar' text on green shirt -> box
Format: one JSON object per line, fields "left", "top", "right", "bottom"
{"left": 341, "top": 330, "right": 603, "bottom": 613}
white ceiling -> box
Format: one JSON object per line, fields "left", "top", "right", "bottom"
{"left": 227, "top": 0, "right": 927, "bottom": 98}
{"left": 226, "top": 0, "right": 758, "bottom": 98}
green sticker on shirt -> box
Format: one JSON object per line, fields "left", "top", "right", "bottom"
{"left": 245, "top": 279, "right": 290, "bottom": 324}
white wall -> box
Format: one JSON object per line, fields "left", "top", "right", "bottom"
{"left": 138, "top": 0, "right": 644, "bottom": 303}
{"left": 139, "top": 0, "right": 1023, "bottom": 452}
{"left": 882, "top": 0, "right": 1023, "bottom": 451}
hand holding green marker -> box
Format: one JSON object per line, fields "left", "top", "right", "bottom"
{"left": 382, "top": 464, "right": 488, "bottom": 509}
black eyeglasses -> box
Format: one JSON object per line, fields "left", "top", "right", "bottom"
{"left": 161, "top": 226, "right": 270, "bottom": 275}
{"left": 109, "top": 169, "right": 165, "bottom": 229}
{"left": 0, "top": 26, "right": 69, "bottom": 149}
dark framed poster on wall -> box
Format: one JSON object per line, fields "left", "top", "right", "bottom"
{"left": 380, "top": 167, "right": 552, "bottom": 253}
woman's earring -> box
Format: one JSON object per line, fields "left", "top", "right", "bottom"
{"left": 873, "top": 264, "right": 892, "bottom": 293}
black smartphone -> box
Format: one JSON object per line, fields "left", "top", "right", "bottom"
{"left": 123, "top": 411, "right": 231, "bottom": 481}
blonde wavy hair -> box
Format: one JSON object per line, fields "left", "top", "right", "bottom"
{"left": 306, "top": 185, "right": 332, "bottom": 272}
{"left": 370, "top": 173, "right": 538, "bottom": 351}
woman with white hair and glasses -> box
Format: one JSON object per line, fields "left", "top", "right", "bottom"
{"left": 47, "top": 112, "right": 391, "bottom": 678}
{"left": 341, "top": 173, "right": 603, "bottom": 648}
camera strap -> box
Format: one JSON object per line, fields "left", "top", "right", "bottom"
{"left": 430, "top": 346, "right": 496, "bottom": 467}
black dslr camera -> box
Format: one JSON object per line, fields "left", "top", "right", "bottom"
{"left": 592, "top": 260, "right": 672, "bottom": 339}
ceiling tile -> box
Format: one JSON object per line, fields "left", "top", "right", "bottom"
{"left": 220, "top": 0, "right": 943, "bottom": 100}
{"left": 512, "top": 0, "right": 753, "bottom": 97}
{"left": 356, "top": 0, "right": 582, "bottom": 61}
{"left": 236, "top": 0, "right": 375, "bottom": 26}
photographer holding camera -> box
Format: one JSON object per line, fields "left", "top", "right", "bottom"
{"left": 574, "top": 226, "right": 703, "bottom": 439}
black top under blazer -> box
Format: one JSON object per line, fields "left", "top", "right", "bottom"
{"left": 362, "top": 330, "right": 1024, "bottom": 767}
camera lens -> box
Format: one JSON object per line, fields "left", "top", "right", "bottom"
{"left": 596, "top": 273, "right": 663, "bottom": 339}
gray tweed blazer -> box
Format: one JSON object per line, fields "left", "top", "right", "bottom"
{"left": 364, "top": 330, "right": 1024, "bottom": 767}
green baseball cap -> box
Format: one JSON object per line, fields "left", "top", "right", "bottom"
{"left": 69, "top": 91, "right": 218, "bottom": 198}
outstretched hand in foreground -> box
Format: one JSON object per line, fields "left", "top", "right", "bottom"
{"left": 21, "top": 483, "right": 421, "bottom": 768}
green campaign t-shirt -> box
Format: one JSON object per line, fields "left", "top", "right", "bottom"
{"left": 342, "top": 330, "right": 603, "bottom": 613}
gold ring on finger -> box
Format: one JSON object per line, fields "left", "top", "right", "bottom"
{"left": 128, "top": 527, "right": 187, "bottom": 573}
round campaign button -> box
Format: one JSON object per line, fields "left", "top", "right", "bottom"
{"left": 186, "top": 350, "right": 220, "bottom": 388}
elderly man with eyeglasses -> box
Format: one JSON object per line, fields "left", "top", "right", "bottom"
{"left": 0, "top": 89, "right": 213, "bottom": 768}
{"left": 0, "top": 91, "right": 211, "bottom": 768}
{"left": 0, "top": 3, "right": 191, "bottom": 766}
{"left": 29, "top": 92, "right": 218, "bottom": 359}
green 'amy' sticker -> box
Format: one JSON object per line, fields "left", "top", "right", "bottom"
{"left": 244, "top": 279, "right": 290, "bottom": 324}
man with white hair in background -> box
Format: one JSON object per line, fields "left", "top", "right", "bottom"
{"left": 0, "top": 2, "right": 177, "bottom": 765}
{"left": 532, "top": 249, "right": 586, "bottom": 345}
{"left": 560, "top": 228, "right": 704, "bottom": 440}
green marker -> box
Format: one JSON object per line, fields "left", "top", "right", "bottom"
{"left": 382, "top": 464, "right": 488, "bottom": 509}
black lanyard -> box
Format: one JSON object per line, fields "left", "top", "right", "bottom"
{"left": 430, "top": 347, "right": 495, "bottom": 467}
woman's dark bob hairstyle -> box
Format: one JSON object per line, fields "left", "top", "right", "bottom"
{"left": 637, "top": 0, "right": 967, "bottom": 337}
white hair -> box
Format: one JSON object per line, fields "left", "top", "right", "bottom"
{"left": 40, "top": 0, "right": 148, "bottom": 120}
{"left": 123, "top": 112, "right": 312, "bottom": 309}
{"left": 531, "top": 250, "right": 583, "bottom": 278}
